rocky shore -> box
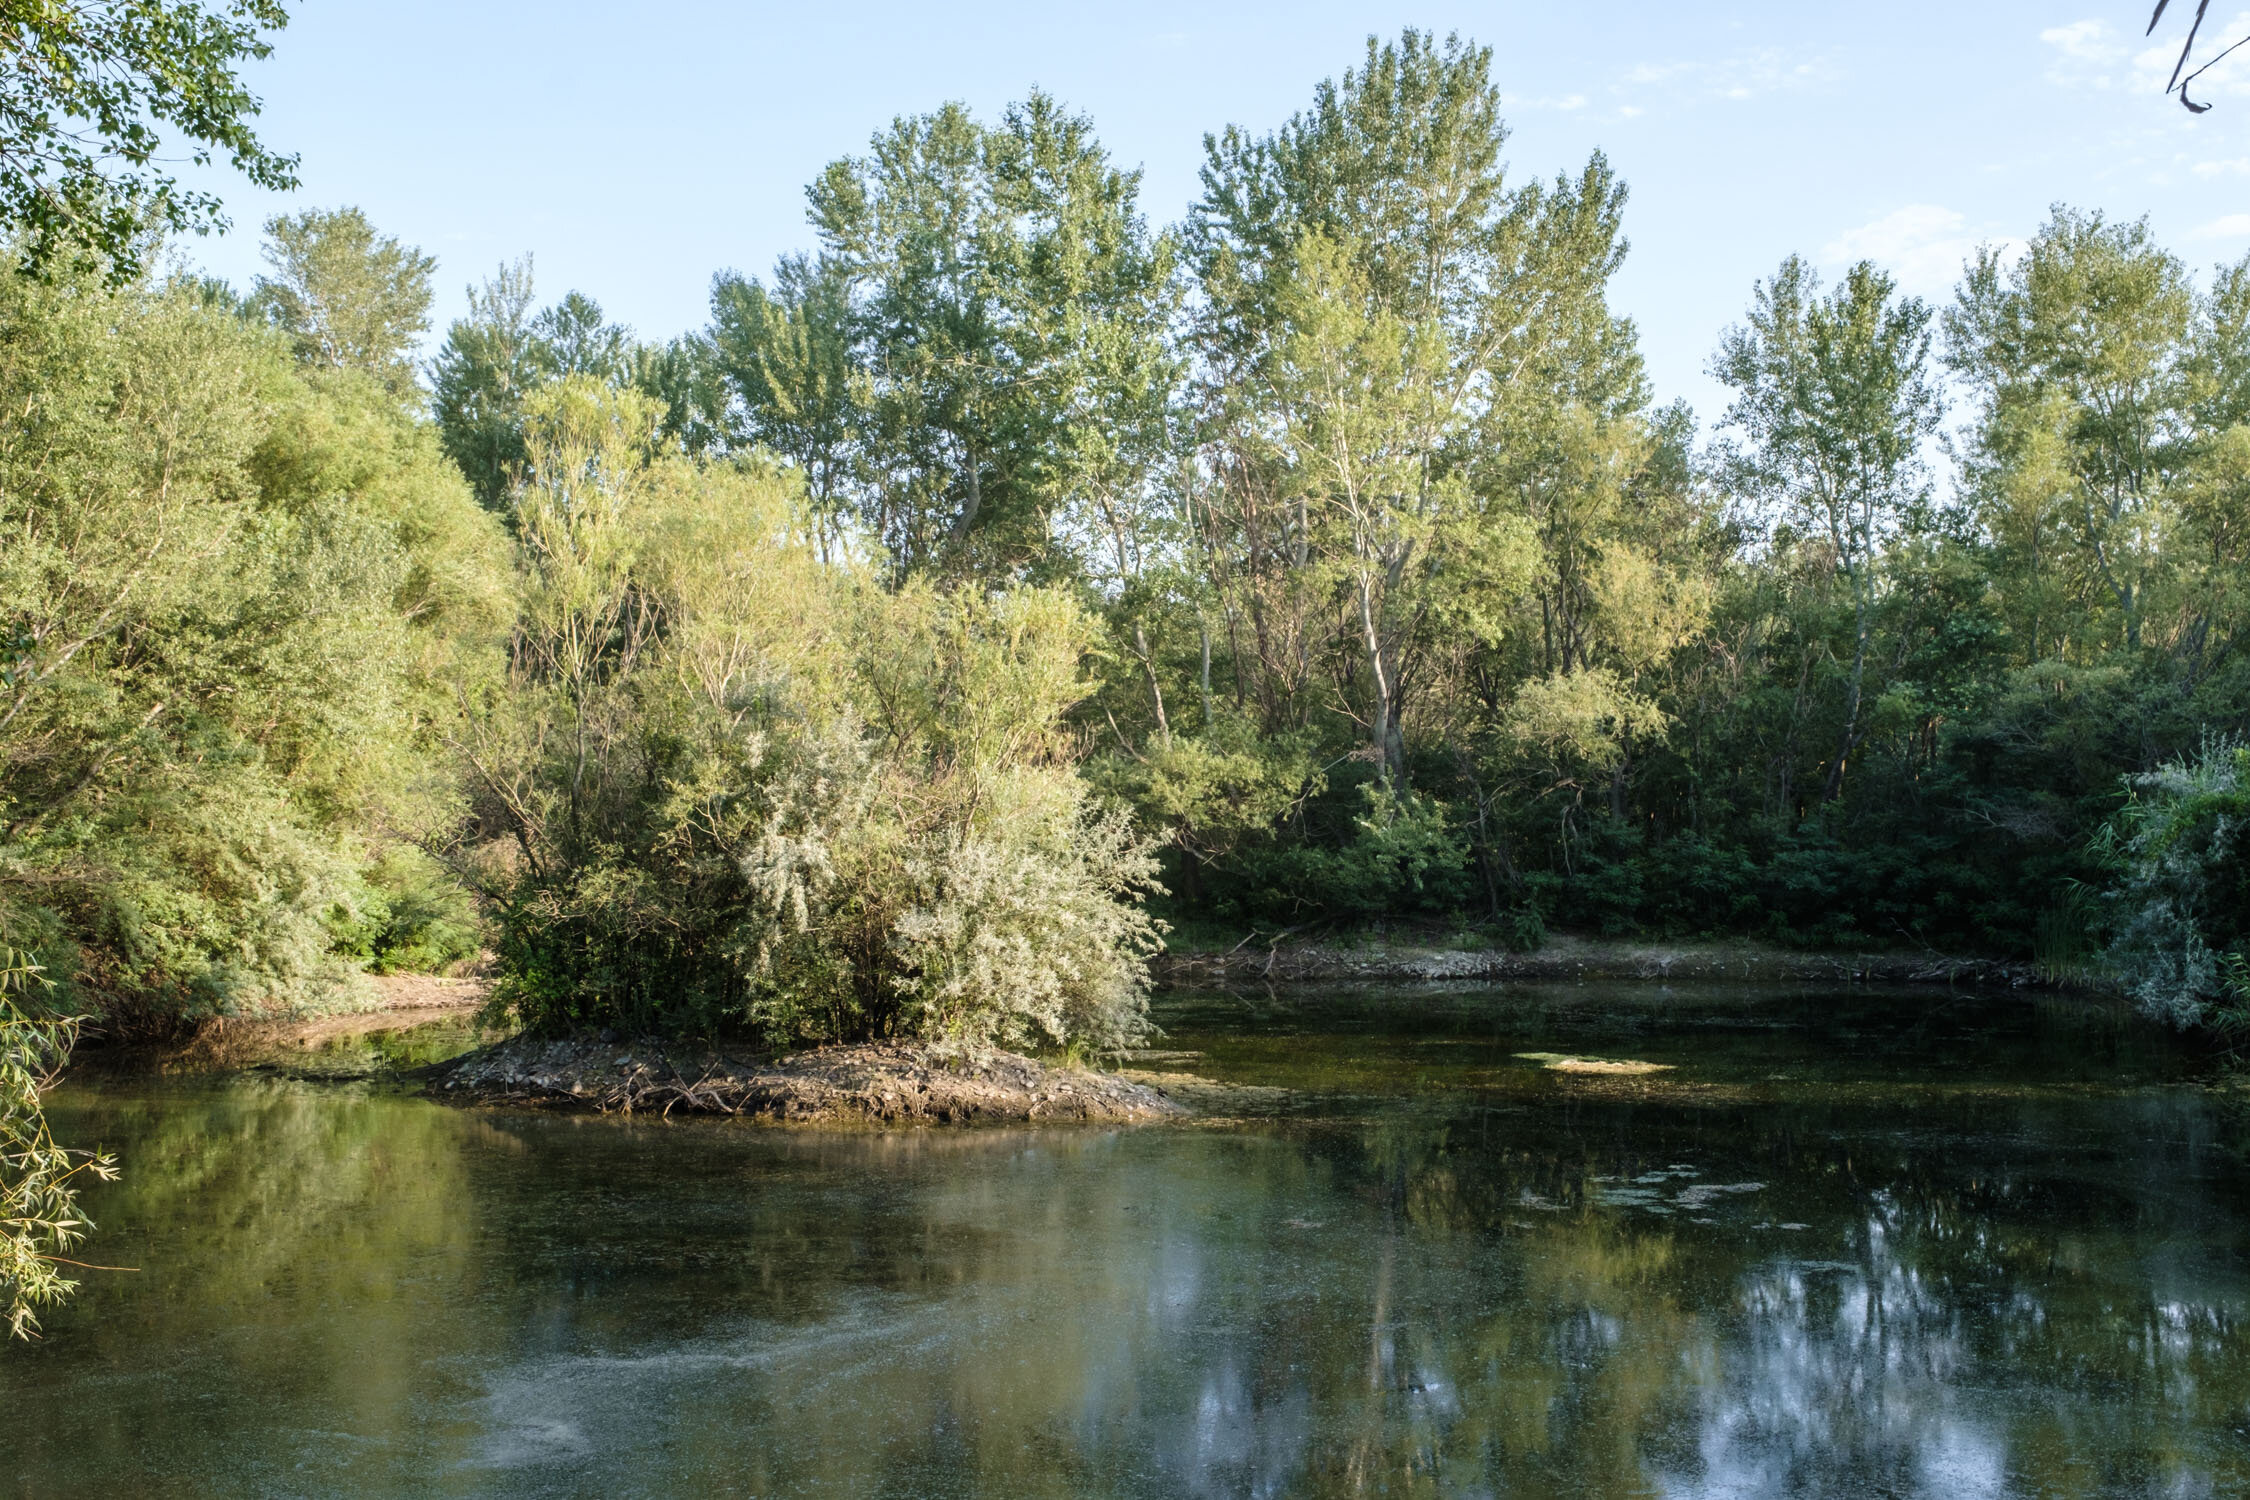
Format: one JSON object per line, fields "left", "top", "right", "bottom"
{"left": 429, "top": 1037, "right": 1189, "bottom": 1123}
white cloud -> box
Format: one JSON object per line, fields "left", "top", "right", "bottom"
{"left": 1514, "top": 92, "right": 1587, "bottom": 112}
{"left": 2134, "top": 15, "right": 2250, "bottom": 100}
{"left": 2045, "top": 11, "right": 2250, "bottom": 98}
{"left": 2194, "top": 157, "right": 2250, "bottom": 175}
{"left": 1827, "top": 204, "right": 1965, "bottom": 258}
{"left": 2193, "top": 213, "right": 2250, "bottom": 239}
{"left": 1611, "top": 48, "right": 1838, "bottom": 113}
{"left": 2041, "top": 18, "right": 2128, "bottom": 89}
{"left": 2042, "top": 19, "right": 2122, "bottom": 63}
{"left": 1821, "top": 205, "right": 2021, "bottom": 300}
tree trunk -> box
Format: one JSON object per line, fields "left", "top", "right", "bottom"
{"left": 1357, "top": 572, "right": 1393, "bottom": 783}
{"left": 1199, "top": 623, "right": 1215, "bottom": 728}
{"left": 1135, "top": 620, "right": 1170, "bottom": 746}
{"left": 1820, "top": 581, "right": 1870, "bottom": 806}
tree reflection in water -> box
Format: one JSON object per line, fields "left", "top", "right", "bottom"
{"left": 4, "top": 986, "right": 2248, "bottom": 1497}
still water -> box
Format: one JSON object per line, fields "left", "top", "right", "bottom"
{"left": 7, "top": 983, "right": 2250, "bottom": 1497}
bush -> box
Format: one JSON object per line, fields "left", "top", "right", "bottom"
{"left": 0, "top": 267, "right": 511, "bottom": 1024}
{"left": 463, "top": 383, "right": 1163, "bottom": 1051}
{"left": 328, "top": 848, "right": 482, "bottom": 975}
{"left": 2096, "top": 739, "right": 2250, "bottom": 1028}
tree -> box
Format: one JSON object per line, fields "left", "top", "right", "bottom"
{"left": 753, "top": 91, "right": 1176, "bottom": 579}
{"left": 707, "top": 254, "right": 862, "bottom": 555}
{"left": 1264, "top": 229, "right": 1457, "bottom": 782}
{"left": 531, "top": 289, "right": 630, "bottom": 382}
{"left": 1187, "top": 31, "right": 1521, "bottom": 775}
{"left": 254, "top": 206, "right": 435, "bottom": 395}
{"left": 1946, "top": 209, "right": 2191, "bottom": 657}
{"left": 430, "top": 257, "right": 544, "bottom": 509}
{"left": 1185, "top": 31, "right": 1664, "bottom": 804}
{"left": 461, "top": 379, "right": 1162, "bottom": 1050}
{"left": 0, "top": 0, "right": 298, "bottom": 279}
{"left": 1715, "top": 256, "right": 1940, "bottom": 807}
{"left": 1, "top": 256, "right": 505, "bottom": 1021}
{"left": 430, "top": 261, "right": 663, "bottom": 510}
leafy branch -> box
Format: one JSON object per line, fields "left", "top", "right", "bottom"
{"left": 0, "top": 946, "right": 119, "bottom": 1340}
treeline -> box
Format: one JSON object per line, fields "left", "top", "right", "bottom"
{"left": 7, "top": 30, "right": 2250, "bottom": 1038}
{"left": 0, "top": 227, "right": 1158, "bottom": 1048}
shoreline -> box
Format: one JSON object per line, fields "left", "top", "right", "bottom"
{"left": 1152, "top": 933, "right": 2051, "bottom": 989}
{"left": 67, "top": 942, "right": 2073, "bottom": 1109}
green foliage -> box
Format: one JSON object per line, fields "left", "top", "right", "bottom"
{"left": 429, "top": 257, "right": 546, "bottom": 508}
{"left": 1713, "top": 256, "right": 1940, "bottom": 807}
{"left": 21, "top": 29, "right": 2250, "bottom": 1049}
{"left": 2097, "top": 740, "right": 2250, "bottom": 1027}
{"left": 2032, "top": 886, "right": 2100, "bottom": 984}
{"left": 0, "top": 946, "right": 116, "bottom": 1339}
{"left": 0, "top": 243, "right": 505, "bottom": 1028}
{"left": 701, "top": 92, "right": 1179, "bottom": 578}
{"left": 461, "top": 382, "right": 1163, "bottom": 1050}
{"left": 0, "top": 0, "right": 299, "bottom": 281}
{"left": 430, "top": 258, "right": 698, "bottom": 510}
{"left": 252, "top": 207, "right": 436, "bottom": 395}
{"left": 326, "top": 848, "right": 480, "bottom": 976}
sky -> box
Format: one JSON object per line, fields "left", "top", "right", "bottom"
{"left": 176, "top": 1, "right": 2250, "bottom": 425}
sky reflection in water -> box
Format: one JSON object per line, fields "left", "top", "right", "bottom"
{"left": 4, "top": 983, "right": 2248, "bottom": 1498}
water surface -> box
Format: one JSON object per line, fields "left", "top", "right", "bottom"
{"left": 7, "top": 983, "right": 2250, "bottom": 1497}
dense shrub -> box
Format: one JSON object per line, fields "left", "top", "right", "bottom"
{"left": 0, "top": 263, "right": 505, "bottom": 1025}
{"left": 462, "top": 382, "right": 1163, "bottom": 1051}
{"left": 2097, "top": 740, "right": 2250, "bottom": 1028}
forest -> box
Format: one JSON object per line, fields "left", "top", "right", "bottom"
{"left": 5, "top": 28, "right": 2250, "bottom": 1068}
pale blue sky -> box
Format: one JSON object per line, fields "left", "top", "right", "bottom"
{"left": 180, "top": 2, "right": 2250, "bottom": 424}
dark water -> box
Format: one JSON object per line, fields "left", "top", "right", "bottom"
{"left": 8, "top": 984, "right": 2250, "bottom": 1498}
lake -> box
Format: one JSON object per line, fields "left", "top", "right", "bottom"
{"left": 6, "top": 982, "right": 2249, "bottom": 1498}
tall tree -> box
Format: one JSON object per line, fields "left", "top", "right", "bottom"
{"left": 430, "top": 257, "right": 545, "bottom": 509}
{"left": 253, "top": 206, "right": 435, "bottom": 395}
{"left": 706, "top": 255, "right": 860, "bottom": 553}
{"left": 1946, "top": 209, "right": 2192, "bottom": 657}
{"left": 531, "top": 290, "right": 631, "bottom": 382}
{"left": 1188, "top": 31, "right": 1658, "bottom": 789}
{"left": 430, "top": 262, "right": 664, "bottom": 509}
{"left": 1714, "top": 256, "right": 1940, "bottom": 807}
{"left": 740, "top": 91, "right": 1176, "bottom": 579}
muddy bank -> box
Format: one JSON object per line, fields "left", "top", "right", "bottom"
{"left": 118, "top": 975, "right": 492, "bottom": 1071}
{"left": 1154, "top": 933, "right": 2046, "bottom": 988}
{"left": 430, "top": 1037, "right": 1189, "bottom": 1123}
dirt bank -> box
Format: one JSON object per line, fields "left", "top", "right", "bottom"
{"left": 130, "top": 974, "right": 491, "bottom": 1069}
{"left": 1153, "top": 933, "right": 2046, "bottom": 988}
{"left": 429, "top": 1037, "right": 1189, "bottom": 1124}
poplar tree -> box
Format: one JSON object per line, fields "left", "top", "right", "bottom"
{"left": 254, "top": 206, "right": 436, "bottom": 396}
{"left": 1715, "top": 257, "right": 1940, "bottom": 807}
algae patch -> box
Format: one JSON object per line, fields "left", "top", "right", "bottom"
{"left": 1514, "top": 1051, "right": 1675, "bottom": 1076}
